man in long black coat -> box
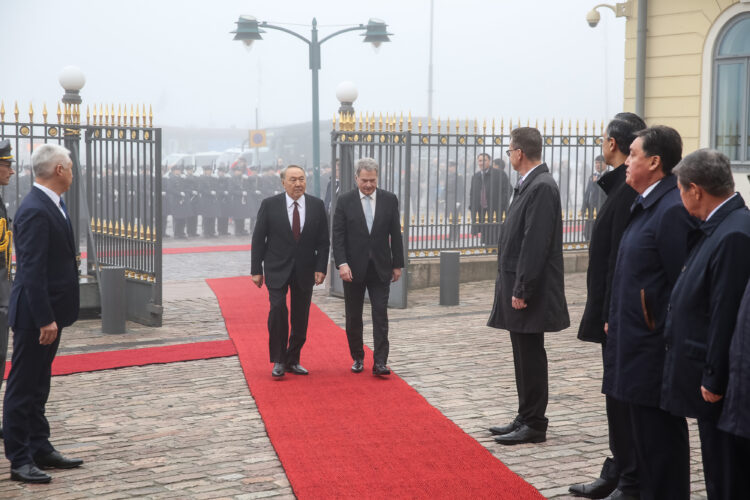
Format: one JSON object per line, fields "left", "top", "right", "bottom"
{"left": 603, "top": 126, "right": 696, "bottom": 500}
{"left": 251, "top": 165, "right": 329, "bottom": 378}
{"left": 719, "top": 278, "right": 750, "bottom": 444}
{"left": 469, "top": 153, "right": 511, "bottom": 246}
{"left": 660, "top": 149, "right": 750, "bottom": 500}
{"left": 570, "top": 113, "right": 645, "bottom": 499}
{"left": 487, "top": 127, "right": 569, "bottom": 445}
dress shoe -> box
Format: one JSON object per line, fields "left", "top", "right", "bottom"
{"left": 489, "top": 418, "right": 522, "bottom": 436}
{"left": 372, "top": 364, "right": 391, "bottom": 376}
{"left": 10, "top": 464, "right": 51, "bottom": 483}
{"left": 271, "top": 363, "right": 285, "bottom": 377}
{"left": 602, "top": 489, "right": 639, "bottom": 500}
{"left": 286, "top": 363, "right": 309, "bottom": 375}
{"left": 493, "top": 424, "right": 546, "bottom": 445}
{"left": 351, "top": 359, "right": 364, "bottom": 373}
{"left": 34, "top": 450, "right": 83, "bottom": 469}
{"left": 569, "top": 477, "right": 617, "bottom": 499}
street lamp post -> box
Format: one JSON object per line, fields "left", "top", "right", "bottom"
{"left": 232, "top": 16, "right": 392, "bottom": 197}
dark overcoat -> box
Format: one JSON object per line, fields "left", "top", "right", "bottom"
{"left": 602, "top": 175, "right": 697, "bottom": 407}
{"left": 660, "top": 195, "right": 750, "bottom": 420}
{"left": 487, "top": 164, "right": 569, "bottom": 334}
{"left": 469, "top": 168, "right": 512, "bottom": 232}
{"left": 578, "top": 164, "right": 638, "bottom": 343}
{"left": 718, "top": 277, "right": 750, "bottom": 439}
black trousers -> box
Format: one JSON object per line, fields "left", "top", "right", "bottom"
{"left": 600, "top": 344, "right": 640, "bottom": 493}
{"left": 202, "top": 216, "right": 216, "bottom": 237}
{"left": 343, "top": 261, "right": 390, "bottom": 365}
{"left": 629, "top": 403, "right": 689, "bottom": 500}
{"left": 266, "top": 274, "right": 313, "bottom": 365}
{"left": 187, "top": 215, "right": 198, "bottom": 236}
{"left": 173, "top": 217, "right": 186, "bottom": 238}
{"left": 3, "top": 327, "right": 62, "bottom": 468}
{"left": 698, "top": 418, "right": 750, "bottom": 500}
{"left": 509, "top": 331, "right": 548, "bottom": 431}
{"left": 217, "top": 217, "right": 229, "bottom": 235}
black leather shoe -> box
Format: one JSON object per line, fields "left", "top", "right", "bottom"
{"left": 351, "top": 359, "right": 364, "bottom": 373}
{"left": 10, "top": 464, "right": 52, "bottom": 483}
{"left": 34, "top": 450, "right": 83, "bottom": 470}
{"left": 373, "top": 364, "right": 391, "bottom": 376}
{"left": 493, "top": 424, "right": 546, "bottom": 445}
{"left": 271, "top": 363, "right": 285, "bottom": 377}
{"left": 489, "top": 418, "right": 522, "bottom": 435}
{"left": 602, "top": 489, "right": 639, "bottom": 500}
{"left": 286, "top": 363, "right": 309, "bottom": 375}
{"left": 569, "top": 477, "right": 617, "bottom": 499}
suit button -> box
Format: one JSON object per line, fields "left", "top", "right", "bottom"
{"left": 667, "top": 304, "right": 671, "bottom": 312}
{"left": 681, "top": 265, "right": 686, "bottom": 272}
{"left": 665, "top": 343, "right": 670, "bottom": 352}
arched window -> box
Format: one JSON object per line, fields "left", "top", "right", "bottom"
{"left": 713, "top": 14, "right": 750, "bottom": 163}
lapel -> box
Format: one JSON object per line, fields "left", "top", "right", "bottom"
{"left": 371, "top": 189, "right": 385, "bottom": 231}
{"left": 32, "top": 187, "right": 76, "bottom": 254}
{"left": 277, "top": 193, "right": 294, "bottom": 240}
{"left": 510, "top": 163, "right": 548, "bottom": 208}
{"left": 298, "top": 194, "right": 315, "bottom": 239}
{"left": 352, "top": 189, "right": 369, "bottom": 232}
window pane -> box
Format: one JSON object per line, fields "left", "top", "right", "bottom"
{"left": 715, "top": 63, "right": 744, "bottom": 161}
{"left": 718, "top": 17, "right": 750, "bottom": 56}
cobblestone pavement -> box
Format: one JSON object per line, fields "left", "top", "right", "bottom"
{"left": 0, "top": 242, "right": 708, "bottom": 498}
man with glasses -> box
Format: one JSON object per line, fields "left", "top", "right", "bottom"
{"left": 487, "top": 127, "right": 569, "bottom": 445}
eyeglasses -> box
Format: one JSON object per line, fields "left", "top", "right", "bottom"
{"left": 505, "top": 148, "right": 521, "bottom": 157}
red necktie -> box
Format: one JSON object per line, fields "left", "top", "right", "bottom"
{"left": 292, "top": 201, "right": 300, "bottom": 241}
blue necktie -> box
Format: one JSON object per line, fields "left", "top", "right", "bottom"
{"left": 364, "top": 195, "right": 373, "bottom": 233}
{"left": 59, "top": 198, "right": 69, "bottom": 219}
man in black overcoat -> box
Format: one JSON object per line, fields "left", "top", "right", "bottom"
{"left": 660, "top": 149, "right": 750, "bottom": 500}
{"left": 569, "top": 113, "right": 645, "bottom": 500}
{"left": 250, "top": 165, "right": 329, "bottom": 377}
{"left": 487, "top": 127, "right": 569, "bottom": 445}
{"left": 3, "top": 144, "right": 83, "bottom": 483}
{"left": 469, "top": 153, "right": 511, "bottom": 246}
{"left": 602, "top": 126, "right": 696, "bottom": 500}
{"left": 332, "top": 157, "right": 404, "bottom": 376}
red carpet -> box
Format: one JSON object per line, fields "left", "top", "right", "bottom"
{"left": 208, "top": 276, "right": 544, "bottom": 500}
{"left": 4, "top": 340, "right": 237, "bottom": 379}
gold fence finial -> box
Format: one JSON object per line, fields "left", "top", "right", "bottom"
{"left": 408, "top": 111, "right": 412, "bottom": 132}
{"left": 464, "top": 117, "right": 469, "bottom": 134}
{"left": 399, "top": 112, "right": 403, "bottom": 132}
{"left": 436, "top": 116, "right": 441, "bottom": 134}
{"left": 417, "top": 116, "right": 422, "bottom": 131}
{"left": 378, "top": 113, "right": 383, "bottom": 132}
{"left": 535, "top": 118, "right": 538, "bottom": 129}
{"left": 85, "top": 105, "right": 90, "bottom": 125}
{"left": 114, "top": 220, "right": 120, "bottom": 237}
{"left": 0, "top": 101, "right": 4, "bottom": 121}
{"left": 117, "top": 104, "right": 122, "bottom": 126}
{"left": 456, "top": 117, "right": 460, "bottom": 134}
{"left": 28, "top": 102, "right": 34, "bottom": 123}
{"left": 149, "top": 104, "right": 153, "bottom": 127}
{"left": 526, "top": 117, "right": 530, "bottom": 127}
{"left": 427, "top": 117, "right": 432, "bottom": 133}
{"left": 584, "top": 119, "right": 588, "bottom": 135}
{"left": 332, "top": 112, "right": 337, "bottom": 130}
{"left": 14, "top": 101, "right": 19, "bottom": 122}
{"left": 446, "top": 117, "right": 451, "bottom": 133}
{"left": 491, "top": 118, "right": 495, "bottom": 135}
{"left": 359, "top": 111, "right": 364, "bottom": 131}
{"left": 473, "top": 118, "right": 478, "bottom": 133}
{"left": 500, "top": 117, "right": 504, "bottom": 134}
{"left": 96, "top": 218, "right": 102, "bottom": 233}
{"left": 482, "top": 118, "right": 487, "bottom": 132}
{"left": 90, "top": 217, "right": 96, "bottom": 233}
{"left": 576, "top": 119, "right": 580, "bottom": 135}
{"left": 568, "top": 118, "right": 572, "bottom": 134}
{"left": 98, "top": 103, "right": 103, "bottom": 125}
{"left": 141, "top": 103, "right": 146, "bottom": 127}
{"left": 543, "top": 118, "right": 547, "bottom": 135}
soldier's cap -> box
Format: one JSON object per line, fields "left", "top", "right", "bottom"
{"left": 201, "top": 164, "right": 213, "bottom": 170}
{"left": 0, "top": 140, "right": 15, "bottom": 164}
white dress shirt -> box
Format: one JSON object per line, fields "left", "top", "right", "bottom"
{"left": 34, "top": 182, "right": 67, "bottom": 219}
{"left": 705, "top": 192, "right": 738, "bottom": 222}
{"left": 286, "top": 193, "right": 305, "bottom": 231}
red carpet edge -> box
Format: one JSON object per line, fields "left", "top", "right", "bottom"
{"left": 208, "top": 275, "right": 544, "bottom": 500}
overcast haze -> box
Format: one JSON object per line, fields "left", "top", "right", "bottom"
{"left": 2, "top": 0, "right": 625, "bottom": 130}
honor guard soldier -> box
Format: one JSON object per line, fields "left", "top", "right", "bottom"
{"left": 0, "top": 141, "right": 15, "bottom": 437}
{"left": 198, "top": 164, "right": 219, "bottom": 237}
{"left": 215, "top": 165, "right": 231, "bottom": 236}
{"left": 229, "top": 163, "right": 248, "bottom": 236}
{"left": 168, "top": 165, "right": 188, "bottom": 238}
{"left": 183, "top": 164, "right": 199, "bottom": 237}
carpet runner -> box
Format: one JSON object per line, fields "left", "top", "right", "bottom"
{"left": 208, "top": 276, "right": 543, "bottom": 499}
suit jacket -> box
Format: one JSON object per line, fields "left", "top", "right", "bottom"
{"left": 660, "top": 194, "right": 750, "bottom": 421}
{"left": 9, "top": 186, "right": 79, "bottom": 330}
{"left": 251, "top": 192, "right": 329, "bottom": 289}
{"left": 719, "top": 277, "right": 750, "bottom": 439}
{"left": 332, "top": 188, "right": 405, "bottom": 283}
{"left": 602, "top": 175, "right": 697, "bottom": 407}
{"left": 469, "top": 168, "right": 512, "bottom": 222}
{"left": 578, "top": 164, "right": 638, "bottom": 343}
{"left": 487, "top": 164, "right": 570, "bottom": 333}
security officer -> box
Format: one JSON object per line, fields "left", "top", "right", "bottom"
{"left": 198, "top": 165, "right": 219, "bottom": 237}
{"left": 0, "top": 140, "right": 16, "bottom": 438}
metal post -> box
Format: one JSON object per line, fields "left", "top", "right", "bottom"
{"left": 100, "top": 266, "right": 126, "bottom": 334}
{"left": 310, "top": 18, "right": 321, "bottom": 197}
{"left": 439, "top": 251, "right": 460, "bottom": 305}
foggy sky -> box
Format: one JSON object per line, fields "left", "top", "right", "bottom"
{"left": 1, "top": 0, "right": 625, "bottom": 131}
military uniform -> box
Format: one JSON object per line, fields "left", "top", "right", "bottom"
{"left": 229, "top": 167, "right": 248, "bottom": 236}
{"left": 198, "top": 166, "right": 220, "bottom": 237}
{"left": 215, "top": 167, "right": 231, "bottom": 236}
{"left": 168, "top": 167, "right": 188, "bottom": 238}
{"left": 183, "top": 167, "right": 199, "bottom": 237}
{"left": 0, "top": 141, "right": 16, "bottom": 436}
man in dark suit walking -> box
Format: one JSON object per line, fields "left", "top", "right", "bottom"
{"left": 3, "top": 144, "right": 83, "bottom": 484}
{"left": 569, "top": 113, "right": 645, "bottom": 500}
{"left": 660, "top": 149, "right": 750, "bottom": 500}
{"left": 332, "top": 157, "right": 404, "bottom": 376}
{"left": 251, "top": 165, "right": 329, "bottom": 378}
{"left": 487, "top": 127, "right": 570, "bottom": 445}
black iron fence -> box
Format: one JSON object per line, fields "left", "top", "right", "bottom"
{"left": 0, "top": 101, "right": 162, "bottom": 326}
{"left": 331, "top": 113, "right": 606, "bottom": 259}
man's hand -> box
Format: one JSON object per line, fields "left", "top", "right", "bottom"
{"left": 39, "top": 321, "right": 58, "bottom": 345}
{"left": 392, "top": 268, "right": 402, "bottom": 283}
{"left": 251, "top": 274, "right": 264, "bottom": 288}
{"left": 314, "top": 272, "right": 326, "bottom": 285}
{"left": 339, "top": 264, "right": 353, "bottom": 282}
{"left": 511, "top": 296, "right": 527, "bottom": 310}
{"left": 701, "top": 386, "right": 723, "bottom": 403}
{"left": 604, "top": 322, "right": 608, "bottom": 335}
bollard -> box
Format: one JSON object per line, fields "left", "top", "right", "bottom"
{"left": 100, "top": 266, "right": 127, "bottom": 334}
{"left": 439, "top": 251, "right": 460, "bottom": 306}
